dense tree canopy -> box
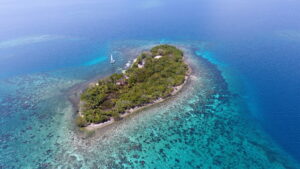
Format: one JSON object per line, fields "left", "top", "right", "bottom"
{"left": 78, "top": 45, "right": 188, "bottom": 126}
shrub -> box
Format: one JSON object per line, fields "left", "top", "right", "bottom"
{"left": 76, "top": 116, "right": 87, "bottom": 127}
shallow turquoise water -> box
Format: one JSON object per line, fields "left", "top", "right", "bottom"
{"left": 2, "top": 0, "right": 300, "bottom": 162}
{"left": 0, "top": 41, "right": 299, "bottom": 168}
{"left": 2, "top": 0, "right": 300, "bottom": 167}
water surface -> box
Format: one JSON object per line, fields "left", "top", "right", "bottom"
{"left": 1, "top": 0, "right": 300, "bottom": 168}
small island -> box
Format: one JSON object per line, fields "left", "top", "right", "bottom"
{"left": 76, "top": 45, "right": 190, "bottom": 128}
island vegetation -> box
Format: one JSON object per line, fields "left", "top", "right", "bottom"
{"left": 76, "top": 45, "right": 189, "bottom": 127}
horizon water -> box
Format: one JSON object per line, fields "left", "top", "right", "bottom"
{"left": 1, "top": 0, "right": 300, "bottom": 168}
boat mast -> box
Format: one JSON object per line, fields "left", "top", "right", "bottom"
{"left": 110, "top": 54, "right": 115, "bottom": 64}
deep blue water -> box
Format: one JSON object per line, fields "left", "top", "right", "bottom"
{"left": 1, "top": 0, "right": 300, "bottom": 168}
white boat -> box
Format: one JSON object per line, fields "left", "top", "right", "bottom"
{"left": 110, "top": 54, "right": 115, "bottom": 64}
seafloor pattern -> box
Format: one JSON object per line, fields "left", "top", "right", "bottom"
{"left": 0, "top": 41, "right": 299, "bottom": 168}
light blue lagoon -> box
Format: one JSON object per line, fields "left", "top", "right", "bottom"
{"left": 1, "top": 0, "right": 300, "bottom": 168}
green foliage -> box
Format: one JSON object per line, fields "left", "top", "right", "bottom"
{"left": 79, "top": 44, "right": 188, "bottom": 126}
{"left": 76, "top": 116, "right": 87, "bottom": 127}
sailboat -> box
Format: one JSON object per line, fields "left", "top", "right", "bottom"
{"left": 110, "top": 54, "right": 115, "bottom": 64}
